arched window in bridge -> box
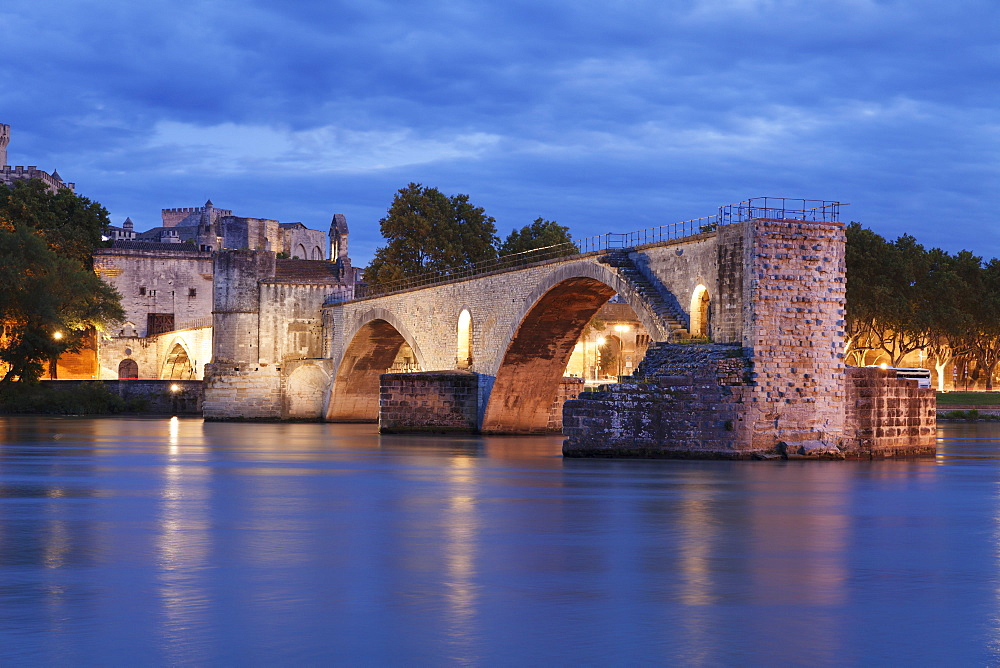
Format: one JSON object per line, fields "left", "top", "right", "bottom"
{"left": 118, "top": 359, "right": 138, "bottom": 379}
{"left": 689, "top": 284, "right": 711, "bottom": 338}
{"left": 457, "top": 309, "right": 473, "bottom": 369}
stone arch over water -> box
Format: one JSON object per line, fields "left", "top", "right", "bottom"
{"left": 326, "top": 308, "right": 426, "bottom": 422}
{"left": 479, "top": 264, "right": 652, "bottom": 434}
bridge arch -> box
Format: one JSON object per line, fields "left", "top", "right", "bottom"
{"left": 326, "top": 308, "right": 427, "bottom": 422}
{"left": 480, "top": 261, "right": 678, "bottom": 433}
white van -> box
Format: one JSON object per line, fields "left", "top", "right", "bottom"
{"left": 888, "top": 367, "right": 931, "bottom": 388}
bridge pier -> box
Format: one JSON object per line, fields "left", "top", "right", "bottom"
{"left": 562, "top": 218, "right": 935, "bottom": 459}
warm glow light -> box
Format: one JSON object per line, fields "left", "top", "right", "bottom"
{"left": 597, "top": 337, "right": 606, "bottom": 346}
{"left": 614, "top": 324, "right": 630, "bottom": 333}
{"left": 170, "top": 384, "right": 181, "bottom": 392}
{"left": 52, "top": 331, "right": 63, "bottom": 340}
{"left": 879, "top": 363, "right": 889, "bottom": 369}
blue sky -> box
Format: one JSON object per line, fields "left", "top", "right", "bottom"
{"left": 2, "top": 0, "right": 998, "bottom": 265}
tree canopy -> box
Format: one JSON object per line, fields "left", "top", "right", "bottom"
{"left": 363, "top": 185, "right": 580, "bottom": 292}
{"left": 0, "top": 180, "right": 123, "bottom": 388}
{"left": 498, "top": 218, "right": 577, "bottom": 257}
{"left": 845, "top": 222, "right": 1000, "bottom": 389}
{"left": 364, "top": 183, "right": 499, "bottom": 290}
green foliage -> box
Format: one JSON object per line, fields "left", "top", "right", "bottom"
{"left": 499, "top": 218, "right": 576, "bottom": 257}
{"left": 0, "top": 180, "right": 124, "bottom": 387}
{"left": 364, "top": 183, "right": 499, "bottom": 290}
{"left": 0, "top": 382, "right": 146, "bottom": 415}
{"left": 937, "top": 409, "right": 996, "bottom": 421}
{"left": 847, "top": 222, "right": 1000, "bottom": 389}
{"left": 936, "top": 392, "right": 1000, "bottom": 406}
{"left": 0, "top": 179, "right": 109, "bottom": 268}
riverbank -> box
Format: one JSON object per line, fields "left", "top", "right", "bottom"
{"left": 0, "top": 380, "right": 202, "bottom": 415}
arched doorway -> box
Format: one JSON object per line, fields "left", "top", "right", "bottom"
{"left": 327, "top": 318, "right": 424, "bottom": 422}
{"left": 294, "top": 244, "right": 307, "bottom": 259}
{"left": 481, "top": 276, "right": 616, "bottom": 433}
{"left": 689, "top": 284, "right": 710, "bottom": 339}
{"left": 118, "top": 359, "right": 138, "bottom": 379}
{"left": 162, "top": 343, "right": 194, "bottom": 379}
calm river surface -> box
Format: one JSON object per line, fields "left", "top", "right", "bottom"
{"left": 1, "top": 417, "right": 999, "bottom": 665}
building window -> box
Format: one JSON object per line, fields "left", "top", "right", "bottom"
{"left": 139, "top": 287, "right": 146, "bottom": 296}
{"left": 147, "top": 313, "right": 175, "bottom": 336}
{"left": 456, "top": 309, "right": 473, "bottom": 369}
{"left": 188, "top": 288, "right": 197, "bottom": 297}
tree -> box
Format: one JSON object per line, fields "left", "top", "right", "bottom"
{"left": 364, "top": 184, "right": 499, "bottom": 290}
{"left": 0, "top": 181, "right": 123, "bottom": 388}
{"left": 499, "top": 218, "right": 576, "bottom": 257}
{"left": 0, "top": 179, "right": 109, "bottom": 267}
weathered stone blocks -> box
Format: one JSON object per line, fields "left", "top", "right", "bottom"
{"left": 379, "top": 371, "right": 482, "bottom": 432}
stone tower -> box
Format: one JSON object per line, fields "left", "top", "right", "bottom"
{"left": 329, "top": 213, "right": 354, "bottom": 286}
{"left": 0, "top": 123, "right": 9, "bottom": 167}
{"left": 210, "top": 250, "right": 276, "bottom": 363}
{"left": 197, "top": 199, "right": 218, "bottom": 251}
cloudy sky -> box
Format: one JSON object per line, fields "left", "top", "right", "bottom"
{"left": 2, "top": 0, "right": 998, "bottom": 264}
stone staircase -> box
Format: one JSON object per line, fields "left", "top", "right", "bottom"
{"left": 629, "top": 342, "right": 747, "bottom": 384}
{"left": 600, "top": 248, "right": 690, "bottom": 340}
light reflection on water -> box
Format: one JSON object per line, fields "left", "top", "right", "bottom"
{"left": 0, "top": 417, "right": 998, "bottom": 664}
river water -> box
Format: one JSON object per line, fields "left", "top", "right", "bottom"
{"left": 0, "top": 417, "right": 998, "bottom": 665}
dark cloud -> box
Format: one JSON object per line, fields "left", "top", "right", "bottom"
{"left": 2, "top": 0, "right": 998, "bottom": 264}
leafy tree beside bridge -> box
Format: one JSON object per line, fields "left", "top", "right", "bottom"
{"left": 364, "top": 183, "right": 499, "bottom": 290}
{"left": 363, "top": 184, "right": 577, "bottom": 291}
{"left": 0, "top": 180, "right": 123, "bottom": 389}
{"left": 845, "top": 222, "right": 1000, "bottom": 390}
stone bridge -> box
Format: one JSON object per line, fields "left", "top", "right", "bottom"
{"left": 203, "top": 205, "right": 936, "bottom": 458}
{"left": 321, "top": 226, "right": 737, "bottom": 433}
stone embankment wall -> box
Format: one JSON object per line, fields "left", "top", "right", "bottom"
{"left": 40, "top": 380, "right": 203, "bottom": 415}
{"left": 379, "top": 372, "right": 481, "bottom": 432}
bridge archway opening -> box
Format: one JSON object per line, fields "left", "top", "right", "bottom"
{"left": 482, "top": 276, "right": 616, "bottom": 434}
{"left": 690, "top": 284, "right": 710, "bottom": 338}
{"left": 456, "top": 309, "right": 472, "bottom": 369}
{"left": 327, "top": 319, "right": 421, "bottom": 422}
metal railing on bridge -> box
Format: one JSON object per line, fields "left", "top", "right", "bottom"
{"left": 336, "top": 197, "right": 842, "bottom": 301}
